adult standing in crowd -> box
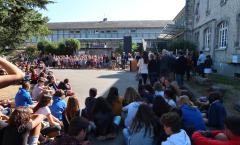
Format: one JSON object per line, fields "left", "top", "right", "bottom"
{"left": 204, "top": 55, "right": 213, "bottom": 77}
{"left": 137, "top": 51, "right": 148, "bottom": 85}
{"left": 197, "top": 51, "right": 206, "bottom": 77}
{"left": 159, "top": 49, "right": 174, "bottom": 79}
{"left": 174, "top": 51, "right": 187, "bottom": 88}
{"left": 148, "top": 53, "right": 158, "bottom": 86}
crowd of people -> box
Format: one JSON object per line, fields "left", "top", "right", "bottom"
{"left": 19, "top": 53, "right": 132, "bottom": 70}
{"left": 0, "top": 50, "right": 239, "bottom": 145}
{"left": 136, "top": 49, "right": 213, "bottom": 88}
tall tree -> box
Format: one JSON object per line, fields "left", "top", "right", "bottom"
{"left": 0, "top": 0, "right": 53, "bottom": 48}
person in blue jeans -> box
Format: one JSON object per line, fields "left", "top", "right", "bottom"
{"left": 50, "top": 89, "right": 66, "bottom": 120}
{"left": 15, "top": 82, "right": 33, "bottom": 108}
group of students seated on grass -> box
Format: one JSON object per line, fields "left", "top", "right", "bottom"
{"left": 0, "top": 57, "right": 240, "bottom": 145}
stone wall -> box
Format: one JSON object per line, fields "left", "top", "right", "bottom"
{"left": 189, "top": 0, "right": 240, "bottom": 76}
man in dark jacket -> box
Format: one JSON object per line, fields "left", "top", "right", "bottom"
{"left": 174, "top": 51, "right": 187, "bottom": 88}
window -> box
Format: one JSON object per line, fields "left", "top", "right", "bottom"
{"left": 194, "top": 31, "right": 200, "bottom": 48}
{"left": 131, "top": 29, "right": 136, "bottom": 33}
{"left": 236, "top": 14, "right": 240, "bottom": 47}
{"left": 218, "top": 21, "right": 228, "bottom": 49}
{"left": 206, "top": 0, "right": 210, "bottom": 16}
{"left": 220, "top": 0, "right": 227, "bottom": 6}
{"left": 204, "top": 28, "right": 211, "bottom": 51}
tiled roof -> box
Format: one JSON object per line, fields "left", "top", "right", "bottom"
{"left": 48, "top": 20, "right": 173, "bottom": 30}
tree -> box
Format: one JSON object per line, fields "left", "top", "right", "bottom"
{"left": 64, "top": 38, "right": 81, "bottom": 55}
{"left": 25, "top": 45, "right": 40, "bottom": 61}
{"left": 168, "top": 40, "right": 196, "bottom": 52}
{"left": 0, "top": 0, "right": 53, "bottom": 48}
{"left": 37, "top": 40, "right": 51, "bottom": 53}
{"left": 57, "top": 42, "right": 66, "bottom": 55}
{"left": 132, "top": 42, "right": 138, "bottom": 52}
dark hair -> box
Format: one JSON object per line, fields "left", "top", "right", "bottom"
{"left": 142, "top": 51, "right": 149, "bottom": 64}
{"left": 92, "top": 97, "right": 112, "bottom": 115}
{"left": 153, "top": 97, "right": 172, "bottom": 118}
{"left": 164, "top": 89, "right": 176, "bottom": 101}
{"left": 65, "top": 97, "right": 80, "bottom": 120}
{"left": 160, "top": 112, "right": 182, "bottom": 133}
{"left": 130, "top": 104, "right": 160, "bottom": 137}
{"left": 33, "top": 95, "right": 52, "bottom": 112}
{"left": 54, "top": 89, "right": 65, "bottom": 97}
{"left": 68, "top": 117, "right": 89, "bottom": 136}
{"left": 208, "top": 91, "right": 222, "bottom": 104}
{"left": 106, "top": 87, "right": 119, "bottom": 105}
{"left": 224, "top": 116, "right": 240, "bottom": 136}
{"left": 89, "top": 88, "right": 97, "bottom": 97}
{"left": 8, "top": 107, "right": 31, "bottom": 130}
{"left": 64, "top": 78, "right": 69, "bottom": 83}
{"left": 153, "top": 82, "right": 163, "bottom": 92}
{"left": 145, "top": 84, "right": 154, "bottom": 94}
{"left": 22, "top": 82, "right": 30, "bottom": 89}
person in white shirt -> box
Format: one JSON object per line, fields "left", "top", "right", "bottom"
{"left": 137, "top": 51, "right": 149, "bottom": 85}
{"left": 33, "top": 95, "right": 62, "bottom": 137}
{"left": 197, "top": 51, "right": 206, "bottom": 77}
{"left": 32, "top": 78, "right": 45, "bottom": 101}
{"left": 160, "top": 112, "right": 191, "bottom": 145}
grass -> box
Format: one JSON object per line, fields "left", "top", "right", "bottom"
{"left": 186, "top": 74, "right": 240, "bottom": 116}
{"left": 210, "top": 74, "right": 240, "bottom": 90}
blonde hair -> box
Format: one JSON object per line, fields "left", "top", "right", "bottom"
{"left": 178, "top": 95, "right": 192, "bottom": 106}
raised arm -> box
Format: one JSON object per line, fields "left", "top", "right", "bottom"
{"left": 0, "top": 57, "right": 25, "bottom": 89}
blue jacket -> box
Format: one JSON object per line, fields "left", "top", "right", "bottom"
{"left": 50, "top": 96, "right": 66, "bottom": 120}
{"left": 181, "top": 104, "right": 206, "bottom": 131}
{"left": 208, "top": 100, "right": 227, "bottom": 129}
{"left": 15, "top": 88, "right": 33, "bottom": 107}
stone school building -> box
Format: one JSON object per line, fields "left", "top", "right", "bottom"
{"left": 186, "top": 0, "right": 240, "bottom": 76}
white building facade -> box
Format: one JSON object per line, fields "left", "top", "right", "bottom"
{"left": 31, "top": 20, "right": 172, "bottom": 51}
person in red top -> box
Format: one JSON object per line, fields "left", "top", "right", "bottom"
{"left": 192, "top": 115, "right": 240, "bottom": 145}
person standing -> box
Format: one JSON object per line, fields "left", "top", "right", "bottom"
{"left": 174, "top": 51, "right": 187, "bottom": 88}
{"left": 197, "top": 51, "right": 206, "bottom": 77}
{"left": 148, "top": 53, "right": 158, "bottom": 86}
{"left": 204, "top": 55, "right": 213, "bottom": 77}
{"left": 137, "top": 51, "right": 148, "bottom": 85}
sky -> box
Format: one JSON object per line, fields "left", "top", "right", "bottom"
{"left": 40, "top": 0, "right": 185, "bottom": 22}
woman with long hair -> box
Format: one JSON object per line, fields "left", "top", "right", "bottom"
{"left": 2, "top": 107, "right": 45, "bottom": 145}
{"left": 123, "top": 104, "right": 163, "bottom": 145}
{"left": 33, "top": 95, "right": 61, "bottom": 137}
{"left": 152, "top": 96, "right": 172, "bottom": 118}
{"left": 123, "top": 87, "right": 141, "bottom": 107}
{"left": 62, "top": 96, "right": 81, "bottom": 133}
{"left": 137, "top": 51, "right": 149, "bottom": 85}
{"left": 92, "top": 97, "right": 117, "bottom": 140}
{"left": 106, "top": 87, "right": 123, "bottom": 116}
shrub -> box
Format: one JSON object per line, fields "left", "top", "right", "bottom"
{"left": 64, "top": 38, "right": 80, "bottom": 55}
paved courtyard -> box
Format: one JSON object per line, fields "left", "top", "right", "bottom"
{"left": 51, "top": 69, "right": 138, "bottom": 108}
